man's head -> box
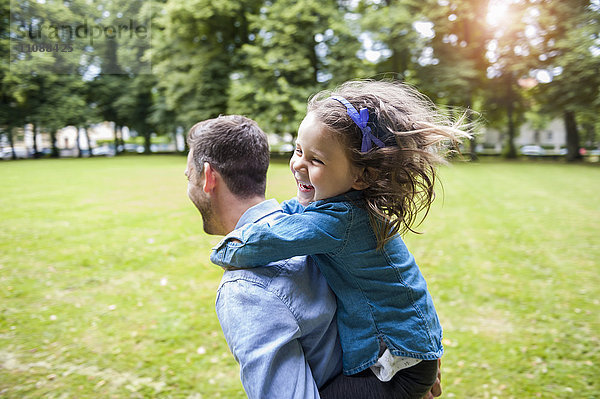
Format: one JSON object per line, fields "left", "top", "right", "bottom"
{"left": 185, "top": 115, "right": 270, "bottom": 235}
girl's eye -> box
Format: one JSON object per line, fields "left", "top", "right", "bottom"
{"left": 312, "top": 158, "right": 324, "bottom": 165}
{"left": 295, "top": 148, "right": 302, "bottom": 155}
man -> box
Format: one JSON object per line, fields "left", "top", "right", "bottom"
{"left": 185, "top": 115, "right": 342, "bottom": 398}
{"left": 185, "top": 115, "right": 441, "bottom": 399}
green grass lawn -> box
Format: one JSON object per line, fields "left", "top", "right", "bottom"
{"left": 1, "top": 156, "right": 598, "bottom": 398}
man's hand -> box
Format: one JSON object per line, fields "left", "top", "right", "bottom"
{"left": 421, "top": 358, "right": 442, "bottom": 399}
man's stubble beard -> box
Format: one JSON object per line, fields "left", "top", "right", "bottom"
{"left": 195, "top": 195, "right": 218, "bottom": 235}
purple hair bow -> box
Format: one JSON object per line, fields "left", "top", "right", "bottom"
{"left": 330, "top": 96, "right": 385, "bottom": 153}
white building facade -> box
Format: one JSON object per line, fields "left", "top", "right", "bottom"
{"left": 480, "top": 118, "right": 567, "bottom": 153}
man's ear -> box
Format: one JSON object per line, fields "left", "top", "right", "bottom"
{"left": 202, "top": 162, "right": 218, "bottom": 193}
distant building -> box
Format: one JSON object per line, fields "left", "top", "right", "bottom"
{"left": 22, "top": 122, "right": 128, "bottom": 151}
{"left": 479, "top": 118, "right": 567, "bottom": 153}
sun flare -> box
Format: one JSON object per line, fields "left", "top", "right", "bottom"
{"left": 486, "top": 0, "right": 511, "bottom": 27}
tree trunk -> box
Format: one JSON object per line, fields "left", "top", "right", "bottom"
{"left": 114, "top": 124, "right": 121, "bottom": 156}
{"left": 464, "top": 98, "right": 478, "bottom": 161}
{"left": 184, "top": 127, "right": 189, "bottom": 154}
{"left": 172, "top": 131, "right": 178, "bottom": 153}
{"left": 84, "top": 127, "right": 93, "bottom": 157}
{"left": 76, "top": 127, "right": 83, "bottom": 158}
{"left": 50, "top": 130, "right": 60, "bottom": 158}
{"left": 144, "top": 131, "right": 151, "bottom": 154}
{"left": 7, "top": 127, "right": 16, "bottom": 160}
{"left": 564, "top": 110, "right": 582, "bottom": 162}
{"left": 468, "top": 132, "right": 478, "bottom": 161}
{"left": 501, "top": 72, "right": 518, "bottom": 159}
{"left": 505, "top": 102, "right": 517, "bottom": 158}
{"left": 32, "top": 123, "right": 40, "bottom": 158}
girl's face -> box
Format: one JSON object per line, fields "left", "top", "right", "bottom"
{"left": 290, "top": 112, "right": 363, "bottom": 205}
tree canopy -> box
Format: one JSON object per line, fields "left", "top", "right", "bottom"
{"left": 1, "top": 0, "right": 599, "bottom": 159}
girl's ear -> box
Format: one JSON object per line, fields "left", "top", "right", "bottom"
{"left": 351, "top": 167, "right": 377, "bottom": 190}
{"left": 352, "top": 180, "right": 369, "bottom": 190}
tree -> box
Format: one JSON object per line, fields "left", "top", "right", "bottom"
{"left": 228, "top": 0, "right": 363, "bottom": 134}
{"left": 33, "top": 75, "right": 87, "bottom": 157}
{"left": 359, "top": 0, "right": 423, "bottom": 80}
{"left": 153, "top": 0, "right": 261, "bottom": 129}
{"left": 112, "top": 74, "right": 156, "bottom": 154}
{"left": 414, "top": 0, "right": 491, "bottom": 160}
{"left": 148, "top": 84, "right": 181, "bottom": 151}
{"left": 480, "top": 0, "right": 546, "bottom": 158}
{"left": 4, "top": 0, "right": 104, "bottom": 158}
{"left": 1, "top": 0, "right": 19, "bottom": 159}
{"left": 531, "top": 0, "right": 600, "bottom": 161}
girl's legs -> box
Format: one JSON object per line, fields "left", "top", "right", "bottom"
{"left": 319, "top": 360, "right": 438, "bottom": 399}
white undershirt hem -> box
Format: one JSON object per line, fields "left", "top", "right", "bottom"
{"left": 369, "top": 348, "right": 422, "bottom": 382}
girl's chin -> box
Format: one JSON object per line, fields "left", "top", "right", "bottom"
{"left": 296, "top": 188, "right": 314, "bottom": 206}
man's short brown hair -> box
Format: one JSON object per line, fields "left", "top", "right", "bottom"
{"left": 187, "top": 115, "right": 270, "bottom": 198}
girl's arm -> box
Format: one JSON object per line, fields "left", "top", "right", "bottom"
{"left": 210, "top": 203, "right": 348, "bottom": 269}
{"left": 280, "top": 197, "right": 305, "bottom": 214}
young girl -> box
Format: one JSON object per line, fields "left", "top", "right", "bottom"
{"left": 211, "top": 80, "right": 470, "bottom": 398}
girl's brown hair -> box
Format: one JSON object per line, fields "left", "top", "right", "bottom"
{"left": 308, "top": 80, "right": 472, "bottom": 249}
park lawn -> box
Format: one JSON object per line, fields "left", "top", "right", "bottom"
{"left": 0, "top": 156, "right": 598, "bottom": 398}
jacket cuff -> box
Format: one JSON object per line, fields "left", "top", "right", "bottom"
{"left": 210, "top": 233, "right": 244, "bottom": 267}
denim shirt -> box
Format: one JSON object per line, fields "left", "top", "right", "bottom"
{"left": 211, "top": 191, "right": 443, "bottom": 375}
{"left": 215, "top": 199, "right": 342, "bottom": 398}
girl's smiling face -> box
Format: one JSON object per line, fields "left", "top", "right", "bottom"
{"left": 290, "top": 112, "right": 364, "bottom": 205}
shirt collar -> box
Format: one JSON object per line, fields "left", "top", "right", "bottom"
{"left": 235, "top": 199, "right": 281, "bottom": 230}
{"left": 310, "top": 189, "right": 364, "bottom": 207}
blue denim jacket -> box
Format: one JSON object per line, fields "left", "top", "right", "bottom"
{"left": 215, "top": 199, "right": 342, "bottom": 398}
{"left": 212, "top": 191, "right": 443, "bottom": 375}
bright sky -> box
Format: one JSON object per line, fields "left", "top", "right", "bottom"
{"left": 486, "top": 0, "right": 511, "bottom": 27}
{"left": 413, "top": 21, "right": 435, "bottom": 39}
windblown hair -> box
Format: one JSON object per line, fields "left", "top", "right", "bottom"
{"left": 308, "top": 80, "right": 472, "bottom": 249}
{"left": 187, "top": 115, "right": 270, "bottom": 198}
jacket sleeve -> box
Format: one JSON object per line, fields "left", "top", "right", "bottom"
{"left": 210, "top": 202, "right": 348, "bottom": 268}
{"left": 216, "top": 280, "right": 322, "bottom": 399}
{"left": 280, "top": 197, "right": 306, "bottom": 214}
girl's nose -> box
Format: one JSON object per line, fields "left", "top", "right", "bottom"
{"left": 291, "top": 157, "right": 307, "bottom": 173}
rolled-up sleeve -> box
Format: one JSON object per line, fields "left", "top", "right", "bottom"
{"left": 210, "top": 202, "right": 349, "bottom": 268}
{"left": 280, "top": 198, "right": 305, "bottom": 214}
{"left": 216, "top": 280, "right": 321, "bottom": 399}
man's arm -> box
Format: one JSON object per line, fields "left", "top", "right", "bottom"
{"left": 421, "top": 358, "right": 442, "bottom": 399}
{"left": 216, "top": 278, "right": 322, "bottom": 399}
{"left": 210, "top": 203, "right": 348, "bottom": 269}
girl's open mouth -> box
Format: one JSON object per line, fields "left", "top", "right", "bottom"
{"left": 298, "top": 182, "right": 314, "bottom": 192}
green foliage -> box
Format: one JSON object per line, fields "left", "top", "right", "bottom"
{"left": 414, "top": 0, "right": 489, "bottom": 103}
{"left": 2, "top": 0, "right": 157, "bottom": 156}
{"left": 2, "top": 0, "right": 599, "bottom": 154}
{"left": 360, "top": 0, "right": 423, "bottom": 79}
{"left": 227, "top": 0, "right": 364, "bottom": 133}
{"left": 115, "top": 75, "right": 157, "bottom": 153}
{"left": 152, "top": 0, "right": 261, "bottom": 127}
{"left": 528, "top": 0, "right": 600, "bottom": 160}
